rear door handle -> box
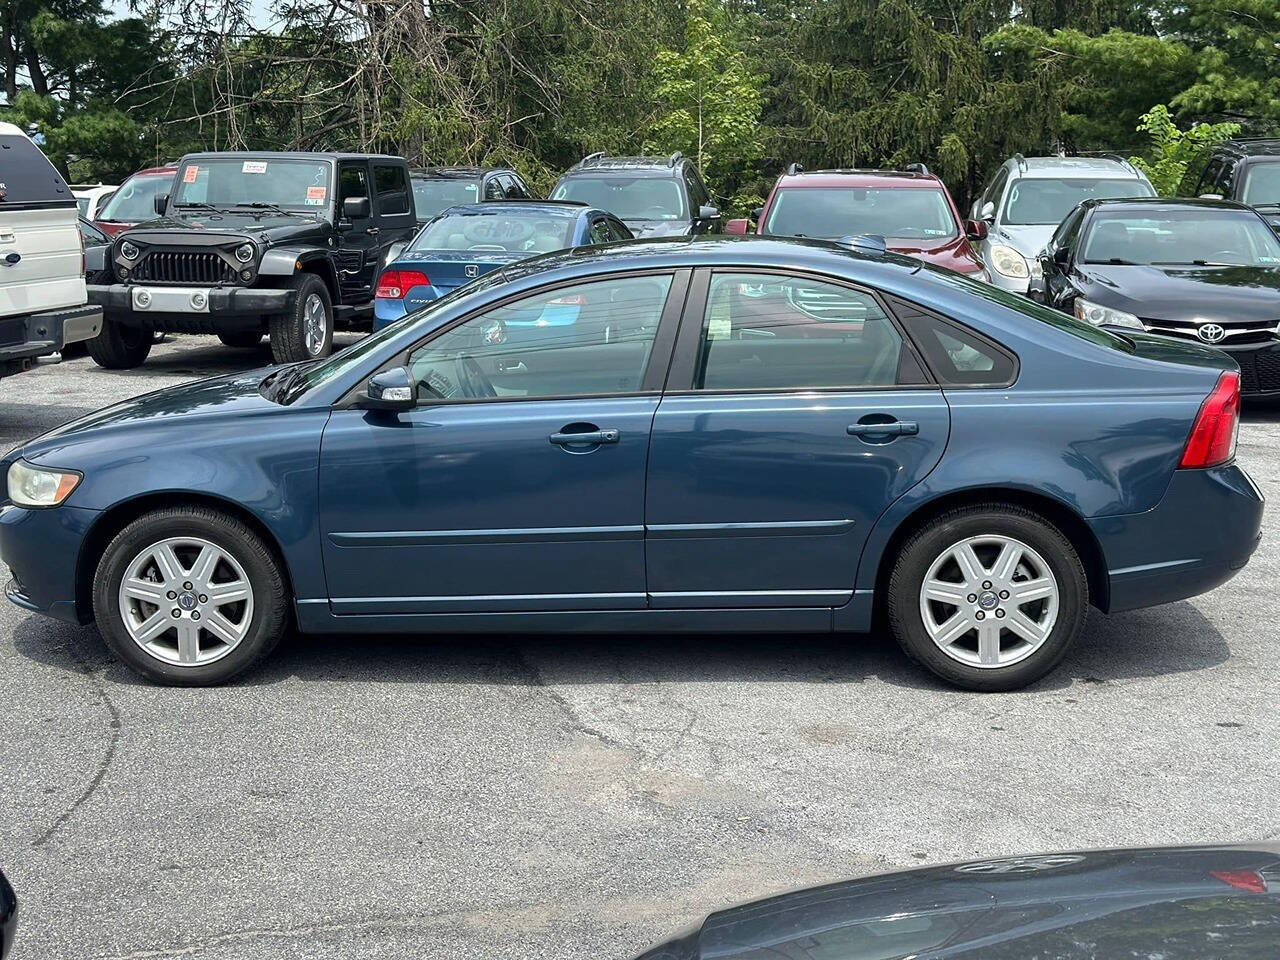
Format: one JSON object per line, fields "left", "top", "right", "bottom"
{"left": 847, "top": 421, "right": 919, "bottom": 437}
{"left": 550, "top": 429, "right": 620, "bottom": 446}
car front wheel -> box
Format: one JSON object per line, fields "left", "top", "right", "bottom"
{"left": 887, "top": 504, "right": 1088, "bottom": 691}
{"left": 270, "top": 274, "right": 333, "bottom": 364}
{"left": 92, "top": 506, "right": 288, "bottom": 685}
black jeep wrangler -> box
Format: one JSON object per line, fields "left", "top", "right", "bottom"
{"left": 87, "top": 151, "right": 416, "bottom": 367}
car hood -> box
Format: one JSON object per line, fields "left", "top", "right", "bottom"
{"left": 624, "top": 220, "right": 693, "bottom": 238}
{"left": 991, "top": 223, "right": 1056, "bottom": 257}
{"left": 124, "top": 211, "right": 328, "bottom": 246}
{"left": 22, "top": 368, "right": 281, "bottom": 465}
{"left": 884, "top": 234, "right": 983, "bottom": 273}
{"left": 1079, "top": 264, "right": 1280, "bottom": 323}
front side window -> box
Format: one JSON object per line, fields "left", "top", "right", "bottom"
{"left": 695, "top": 273, "right": 905, "bottom": 391}
{"left": 412, "top": 178, "right": 480, "bottom": 219}
{"left": 763, "top": 187, "right": 958, "bottom": 241}
{"left": 589, "top": 219, "right": 612, "bottom": 245}
{"left": 98, "top": 174, "right": 171, "bottom": 222}
{"left": 406, "top": 274, "right": 673, "bottom": 401}
{"left": 1002, "top": 177, "right": 1156, "bottom": 225}
{"left": 484, "top": 177, "right": 505, "bottom": 200}
{"left": 551, "top": 177, "right": 687, "bottom": 221}
{"left": 173, "top": 158, "right": 332, "bottom": 211}
{"left": 1081, "top": 208, "right": 1280, "bottom": 266}
{"left": 373, "top": 164, "right": 409, "bottom": 215}
{"left": 1242, "top": 163, "right": 1280, "bottom": 207}
{"left": 409, "top": 211, "right": 577, "bottom": 254}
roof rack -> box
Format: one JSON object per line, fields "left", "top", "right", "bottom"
{"left": 668, "top": 151, "right": 683, "bottom": 167}
{"left": 786, "top": 162, "right": 804, "bottom": 176}
{"left": 578, "top": 151, "right": 608, "bottom": 168}
{"left": 1013, "top": 153, "right": 1027, "bottom": 171}
{"left": 1068, "top": 150, "right": 1140, "bottom": 173}
{"left": 904, "top": 162, "right": 930, "bottom": 176}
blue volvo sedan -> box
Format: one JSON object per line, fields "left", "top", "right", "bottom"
{"left": 372, "top": 200, "right": 631, "bottom": 329}
{"left": 0, "top": 238, "right": 1263, "bottom": 689}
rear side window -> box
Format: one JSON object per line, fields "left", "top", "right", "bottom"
{"left": 374, "top": 164, "right": 409, "bottom": 215}
{"left": 891, "top": 298, "right": 1016, "bottom": 386}
{"left": 0, "top": 134, "right": 73, "bottom": 208}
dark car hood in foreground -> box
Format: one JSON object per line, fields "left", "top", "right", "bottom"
{"left": 21, "top": 368, "right": 280, "bottom": 464}
{"left": 634, "top": 845, "right": 1280, "bottom": 960}
{"left": 123, "top": 210, "right": 329, "bottom": 247}
{"left": 1079, "top": 263, "right": 1280, "bottom": 323}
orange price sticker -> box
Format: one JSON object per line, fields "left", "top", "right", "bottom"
{"left": 183, "top": 165, "right": 199, "bottom": 183}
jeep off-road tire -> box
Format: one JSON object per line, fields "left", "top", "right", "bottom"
{"left": 86, "top": 320, "right": 153, "bottom": 369}
{"left": 270, "top": 274, "right": 333, "bottom": 364}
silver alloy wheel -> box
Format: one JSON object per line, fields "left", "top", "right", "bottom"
{"left": 117, "top": 537, "right": 254, "bottom": 666}
{"left": 303, "top": 292, "right": 327, "bottom": 356}
{"left": 918, "top": 535, "right": 1059, "bottom": 669}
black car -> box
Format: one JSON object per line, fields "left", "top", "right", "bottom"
{"left": 634, "top": 845, "right": 1280, "bottom": 960}
{"left": 1196, "top": 138, "right": 1280, "bottom": 230}
{"left": 409, "top": 166, "right": 530, "bottom": 223}
{"left": 79, "top": 217, "right": 112, "bottom": 286}
{"left": 86, "top": 151, "right": 418, "bottom": 367}
{"left": 1034, "top": 197, "right": 1280, "bottom": 396}
{"left": 0, "top": 868, "right": 14, "bottom": 960}
{"left": 550, "top": 152, "right": 721, "bottom": 238}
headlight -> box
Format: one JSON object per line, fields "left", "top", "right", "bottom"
{"left": 119, "top": 240, "right": 140, "bottom": 261}
{"left": 235, "top": 243, "right": 255, "bottom": 264}
{"left": 989, "top": 244, "right": 1029, "bottom": 279}
{"left": 1074, "top": 297, "right": 1143, "bottom": 330}
{"left": 7, "top": 460, "right": 81, "bottom": 508}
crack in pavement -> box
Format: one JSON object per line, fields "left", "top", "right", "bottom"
{"left": 507, "top": 645, "right": 634, "bottom": 751}
{"left": 31, "top": 640, "right": 121, "bottom": 849}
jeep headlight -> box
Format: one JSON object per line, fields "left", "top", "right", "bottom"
{"left": 989, "top": 244, "right": 1029, "bottom": 279}
{"left": 1074, "top": 297, "right": 1143, "bottom": 330}
{"left": 7, "top": 460, "right": 81, "bottom": 508}
{"left": 119, "top": 240, "right": 140, "bottom": 261}
{"left": 235, "top": 243, "right": 255, "bottom": 264}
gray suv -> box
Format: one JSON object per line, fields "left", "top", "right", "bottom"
{"left": 970, "top": 155, "right": 1155, "bottom": 294}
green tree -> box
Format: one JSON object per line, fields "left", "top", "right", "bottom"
{"left": 1128, "top": 103, "right": 1240, "bottom": 196}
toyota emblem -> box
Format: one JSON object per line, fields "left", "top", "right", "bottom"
{"left": 1197, "top": 323, "right": 1226, "bottom": 344}
{"left": 465, "top": 264, "right": 479, "bottom": 279}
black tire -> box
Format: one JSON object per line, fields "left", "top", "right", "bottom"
{"left": 269, "top": 273, "right": 333, "bottom": 364}
{"left": 886, "top": 504, "right": 1088, "bottom": 692}
{"left": 86, "top": 320, "right": 152, "bottom": 369}
{"left": 92, "top": 506, "right": 289, "bottom": 686}
{"left": 217, "top": 330, "right": 264, "bottom": 349}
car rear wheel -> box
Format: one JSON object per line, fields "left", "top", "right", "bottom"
{"left": 217, "top": 330, "right": 264, "bottom": 349}
{"left": 269, "top": 274, "right": 333, "bottom": 364}
{"left": 86, "top": 320, "right": 152, "bottom": 369}
{"left": 887, "top": 504, "right": 1088, "bottom": 691}
{"left": 92, "top": 506, "right": 288, "bottom": 685}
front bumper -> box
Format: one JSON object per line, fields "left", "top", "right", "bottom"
{"left": 1217, "top": 340, "right": 1280, "bottom": 397}
{"left": 0, "top": 304, "right": 102, "bottom": 372}
{"left": 89, "top": 283, "right": 295, "bottom": 333}
{"left": 1091, "top": 463, "right": 1264, "bottom": 613}
{"left": 0, "top": 503, "right": 99, "bottom": 625}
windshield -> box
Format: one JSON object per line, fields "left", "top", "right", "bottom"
{"left": 1082, "top": 208, "right": 1280, "bottom": 266}
{"left": 1003, "top": 177, "right": 1154, "bottom": 225}
{"left": 412, "top": 178, "right": 481, "bottom": 219}
{"left": 410, "top": 210, "right": 577, "bottom": 254}
{"left": 763, "top": 187, "right": 958, "bottom": 240}
{"left": 98, "top": 173, "right": 171, "bottom": 222}
{"left": 551, "top": 177, "right": 686, "bottom": 221}
{"left": 172, "top": 158, "right": 331, "bottom": 211}
{"left": 1242, "top": 163, "right": 1280, "bottom": 207}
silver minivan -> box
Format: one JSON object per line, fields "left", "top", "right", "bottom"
{"left": 970, "top": 155, "right": 1156, "bottom": 294}
{"left": 0, "top": 122, "right": 102, "bottom": 377}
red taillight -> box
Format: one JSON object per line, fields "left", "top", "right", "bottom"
{"left": 376, "top": 269, "right": 429, "bottom": 299}
{"left": 1180, "top": 370, "right": 1240, "bottom": 469}
{"left": 1210, "top": 869, "right": 1267, "bottom": 894}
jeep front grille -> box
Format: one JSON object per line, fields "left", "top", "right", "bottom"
{"left": 133, "top": 252, "right": 240, "bottom": 285}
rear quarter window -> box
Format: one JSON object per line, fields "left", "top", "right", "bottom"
{"left": 889, "top": 296, "right": 1017, "bottom": 386}
{"left": 0, "top": 134, "right": 74, "bottom": 209}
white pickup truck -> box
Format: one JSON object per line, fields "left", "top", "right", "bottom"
{"left": 0, "top": 121, "right": 102, "bottom": 377}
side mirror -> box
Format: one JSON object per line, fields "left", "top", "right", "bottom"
{"left": 965, "top": 219, "right": 988, "bottom": 241}
{"left": 725, "top": 218, "right": 751, "bottom": 236}
{"left": 384, "top": 241, "right": 406, "bottom": 265}
{"left": 750, "top": 206, "right": 763, "bottom": 223}
{"left": 980, "top": 201, "right": 995, "bottom": 222}
{"left": 1052, "top": 245, "right": 1071, "bottom": 268}
{"left": 698, "top": 205, "right": 720, "bottom": 221}
{"left": 343, "top": 196, "right": 371, "bottom": 220}
{"left": 153, "top": 193, "right": 168, "bottom": 216}
{"left": 362, "top": 367, "right": 415, "bottom": 411}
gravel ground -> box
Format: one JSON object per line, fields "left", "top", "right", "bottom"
{"left": 0, "top": 335, "right": 1277, "bottom": 960}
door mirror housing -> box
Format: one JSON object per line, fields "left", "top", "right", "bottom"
{"left": 725, "top": 218, "right": 751, "bottom": 236}
{"left": 1052, "top": 245, "right": 1071, "bottom": 269}
{"left": 750, "top": 206, "right": 763, "bottom": 223}
{"left": 153, "top": 193, "right": 168, "bottom": 216}
{"left": 343, "top": 196, "right": 371, "bottom": 220}
{"left": 698, "top": 205, "right": 721, "bottom": 221}
{"left": 362, "top": 367, "right": 415, "bottom": 411}
{"left": 979, "top": 201, "right": 996, "bottom": 222}
{"left": 965, "top": 219, "right": 988, "bottom": 241}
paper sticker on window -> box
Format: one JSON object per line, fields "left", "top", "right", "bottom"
{"left": 305, "top": 186, "right": 327, "bottom": 205}
{"left": 242, "top": 161, "right": 268, "bottom": 174}
{"left": 183, "top": 165, "right": 199, "bottom": 183}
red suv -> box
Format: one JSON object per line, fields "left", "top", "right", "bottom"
{"left": 94, "top": 165, "right": 177, "bottom": 237}
{"left": 727, "top": 164, "right": 989, "bottom": 278}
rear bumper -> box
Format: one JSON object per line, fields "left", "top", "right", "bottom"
{"left": 372, "top": 284, "right": 452, "bottom": 331}
{"left": 89, "top": 283, "right": 294, "bottom": 333}
{"left": 0, "top": 503, "right": 98, "bottom": 625}
{"left": 0, "top": 303, "right": 102, "bottom": 370}
{"left": 1092, "top": 463, "right": 1264, "bottom": 613}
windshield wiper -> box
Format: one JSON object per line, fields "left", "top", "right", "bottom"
{"left": 1151, "top": 260, "right": 1239, "bottom": 267}
{"left": 174, "top": 202, "right": 219, "bottom": 212}
{"left": 1087, "top": 257, "right": 1139, "bottom": 265}
{"left": 234, "top": 202, "right": 304, "bottom": 218}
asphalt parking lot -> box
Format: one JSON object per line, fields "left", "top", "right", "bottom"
{"left": 1, "top": 336, "right": 1278, "bottom": 959}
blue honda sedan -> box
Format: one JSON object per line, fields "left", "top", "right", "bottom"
{"left": 0, "top": 238, "right": 1263, "bottom": 689}
{"left": 372, "top": 200, "right": 631, "bottom": 330}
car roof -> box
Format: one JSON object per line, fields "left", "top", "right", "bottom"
{"left": 1009, "top": 155, "right": 1146, "bottom": 178}
{"left": 433, "top": 201, "right": 591, "bottom": 219}
{"left": 1086, "top": 196, "right": 1252, "bottom": 213}
{"left": 411, "top": 166, "right": 507, "bottom": 179}
{"left": 1216, "top": 138, "right": 1280, "bottom": 159}
{"left": 562, "top": 153, "right": 686, "bottom": 177}
{"left": 774, "top": 169, "right": 945, "bottom": 190}
{"left": 179, "top": 151, "right": 404, "bottom": 162}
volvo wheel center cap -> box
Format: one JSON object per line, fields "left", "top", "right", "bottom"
{"left": 978, "top": 591, "right": 1000, "bottom": 610}
{"left": 1197, "top": 322, "right": 1226, "bottom": 344}
{"left": 178, "top": 592, "right": 199, "bottom": 610}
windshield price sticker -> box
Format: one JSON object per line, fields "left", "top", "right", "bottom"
{"left": 242, "top": 161, "right": 268, "bottom": 174}
{"left": 183, "top": 165, "right": 199, "bottom": 183}
{"left": 305, "top": 185, "right": 327, "bottom": 206}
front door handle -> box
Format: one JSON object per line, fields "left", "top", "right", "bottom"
{"left": 847, "top": 421, "right": 919, "bottom": 437}
{"left": 550, "top": 428, "right": 620, "bottom": 446}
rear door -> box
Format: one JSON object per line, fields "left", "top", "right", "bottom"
{"left": 644, "top": 268, "right": 950, "bottom": 608}
{"left": 0, "top": 129, "right": 83, "bottom": 321}
{"left": 372, "top": 161, "right": 416, "bottom": 255}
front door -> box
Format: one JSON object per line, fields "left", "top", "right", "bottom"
{"left": 644, "top": 269, "right": 950, "bottom": 608}
{"left": 318, "top": 270, "right": 686, "bottom": 614}
{"left": 336, "top": 161, "right": 377, "bottom": 302}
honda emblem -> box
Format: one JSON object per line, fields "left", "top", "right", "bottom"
{"left": 465, "top": 264, "right": 479, "bottom": 279}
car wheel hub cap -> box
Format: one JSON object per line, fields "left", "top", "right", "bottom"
{"left": 918, "top": 534, "right": 1059, "bottom": 669}
{"left": 117, "top": 536, "right": 254, "bottom": 667}
{"left": 303, "top": 293, "right": 326, "bottom": 355}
